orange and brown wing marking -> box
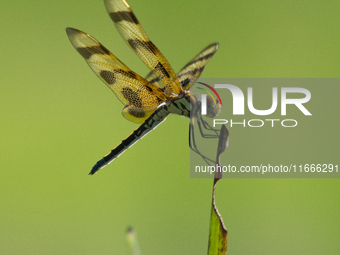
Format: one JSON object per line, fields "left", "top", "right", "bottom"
{"left": 177, "top": 43, "right": 219, "bottom": 90}
{"left": 66, "top": 27, "right": 167, "bottom": 123}
{"left": 145, "top": 69, "right": 164, "bottom": 89}
{"left": 104, "top": 0, "right": 181, "bottom": 95}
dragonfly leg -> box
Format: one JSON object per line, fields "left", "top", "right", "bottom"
{"left": 196, "top": 115, "right": 220, "bottom": 139}
{"left": 189, "top": 118, "right": 216, "bottom": 165}
{"left": 201, "top": 116, "right": 220, "bottom": 135}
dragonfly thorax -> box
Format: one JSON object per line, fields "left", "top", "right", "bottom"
{"left": 166, "top": 91, "right": 193, "bottom": 118}
{"left": 166, "top": 90, "right": 221, "bottom": 119}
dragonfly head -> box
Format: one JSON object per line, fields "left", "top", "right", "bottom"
{"left": 189, "top": 92, "right": 222, "bottom": 118}
{"left": 205, "top": 95, "right": 222, "bottom": 118}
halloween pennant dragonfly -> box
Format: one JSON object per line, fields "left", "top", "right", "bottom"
{"left": 66, "top": 0, "right": 221, "bottom": 175}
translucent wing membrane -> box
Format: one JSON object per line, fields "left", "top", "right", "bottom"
{"left": 66, "top": 27, "right": 167, "bottom": 123}
{"left": 104, "top": 0, "right": 181, "bottom": 95}
{"left": 145, "top": 43, "right": 220, "bottom": 90}
{"left": 177, "top": 43, "right": 219, "bottom": 90}
{"left": 145, "top": 69, "right": 164, "bottom": 88}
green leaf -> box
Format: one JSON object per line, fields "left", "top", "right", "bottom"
{"left": 208, "top": 179, "right": 227, "bottom": 255}
{"left": 208, "top": 125, "right": 229, "bottom": 255}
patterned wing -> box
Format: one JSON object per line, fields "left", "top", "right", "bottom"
{"left": 66, "top": 27, "right": 167, "bottom": 124}
{"left": 177, "top": 43, "right": 219, "bottom": 90}
{"left": 145, "top": 43, "right": 219, "bottom": 90}
{"left": 144, "top": 69, "right": 163, "bottom": 89}
{"left": 145, "top": 44, "right": 220, "bottom": 90}
{"left": 104, "top": 0, "right": 181, "bottom": 95}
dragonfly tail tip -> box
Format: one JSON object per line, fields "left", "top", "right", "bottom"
{"left": 88, "top": 169, "right": 97, "bottom": 175}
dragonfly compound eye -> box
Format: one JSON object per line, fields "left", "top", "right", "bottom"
{"left": 206, "top": 96, "right": 222, "bottom": 118}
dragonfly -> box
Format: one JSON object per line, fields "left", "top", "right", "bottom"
{"left": 66, "top": 0, "right": 221, "bottom": 175}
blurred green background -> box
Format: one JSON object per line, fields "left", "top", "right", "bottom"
{"left": 1, "top": 0, "right": 339, "bottom": 254}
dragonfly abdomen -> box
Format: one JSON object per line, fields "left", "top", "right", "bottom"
{"left": 89, "top": 106, "right": 170, "bottom": 175}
